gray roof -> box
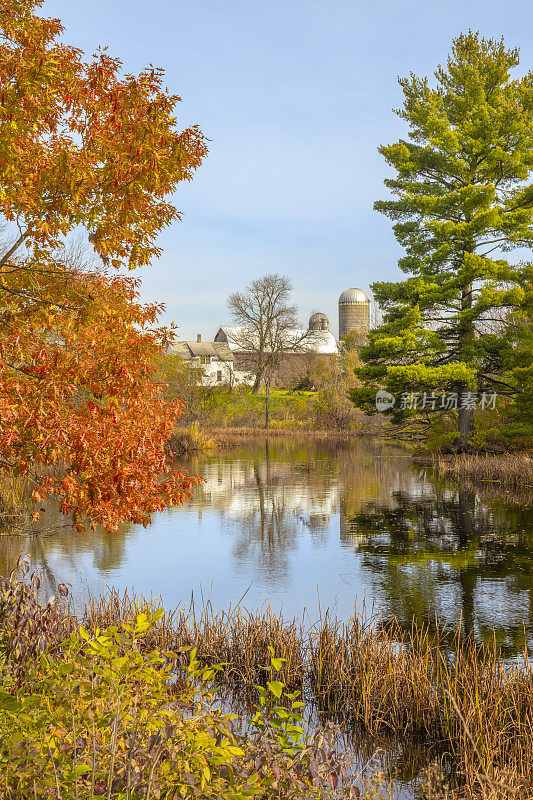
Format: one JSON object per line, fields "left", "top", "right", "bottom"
{"left": 170, "top": 341, "right": 234, "bottom": 362}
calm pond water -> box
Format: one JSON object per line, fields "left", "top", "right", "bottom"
{"left": 2, "top": 437, "right": 533, "bottom": 655}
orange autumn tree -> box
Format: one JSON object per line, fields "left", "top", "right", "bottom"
{"left": 0, "top": 0, "right": 208, "bottom": 531}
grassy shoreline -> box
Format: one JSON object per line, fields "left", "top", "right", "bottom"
{"left": 1, "top": 560, "right": 532, "bottom": 798}
{"left": 172, "top": 425, "right": 533, "bottom": 489}
{"left": 208, "top": 426, "right": 364, "bottom": 444}
{"left": 85, "top": 590, "right": 533, "bottom": 799}
{"left": 432, "top": 452, "right": 533, "bottom": 489}
{"left": 169, "top": 424, "right": 378, "bottom": 456}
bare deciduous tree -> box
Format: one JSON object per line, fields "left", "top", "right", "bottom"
{"left": 227, "top": 273, "right": 309, "bottom": 395}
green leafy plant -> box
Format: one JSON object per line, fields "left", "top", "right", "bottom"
{"left": 252, "top": 646, "right": 306, "bottom": 755}
{"left": 0, "top": 604, "right": 360, "bottom": 799}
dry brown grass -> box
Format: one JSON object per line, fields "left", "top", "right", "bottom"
{"left": 82, "top": 591, "right": 533, "bottom": 799}
{"left": 168, "top": 423, "right": 217, "bottom": 455}
{"left": 208, "top": 426, "right": 359, "bottom": 442}
{"left": 83, "top": 592, "right": 307, "bottom": 690}
{"left": 306, "top": 615, "right": 533, "bottom": 798}
{"left": 434, "top": 453, "right": 533, "bottom": 489}
{"left": 171, "top": 426, "right": 366, "bottom": 452}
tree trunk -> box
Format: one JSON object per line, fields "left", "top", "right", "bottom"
{"left": 456, "top": 280, "right": 475, "bottom": 451}
{"left": 253, "top": 462, "right": 266, "bottom": 539}
{"left": 265, "top": 379, "right": 270, "bottom": 429}
{"left": 252, "top": 371, "right": 263, "bottom": 394}
{"left": 457, "top": 401, "right": 474, "bottom": 452}
{"left": 457, "top": 489, "right": 476, "bottom": 543}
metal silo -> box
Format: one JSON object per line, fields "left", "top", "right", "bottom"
{"left": 308, "top": 311, "right": 330, "bottom": 331}
{"left": 338, "top": 288, "right": 370, "bottom": 339}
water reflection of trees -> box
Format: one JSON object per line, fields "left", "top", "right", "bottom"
{"left": 342, "top": 485, "right": 533, "bottom": 655}
{"left": 230, "top": 462, "right": 299, "bottom": 585}
{"left": 228, "top": 445, "right": 334, "bottom": 585}
{"left": 0, "top": 496, "right": 131, "bottom": 598}
{"left": 187, "top": 439, "right": 419, "bottom": 590}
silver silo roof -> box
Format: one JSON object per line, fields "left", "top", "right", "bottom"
{"left": 338, "top": 288, "right": 370, "bottom": 304}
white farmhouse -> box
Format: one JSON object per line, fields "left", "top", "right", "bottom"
{"left": 169, "top": 337, "right": 235, "bottom": 386}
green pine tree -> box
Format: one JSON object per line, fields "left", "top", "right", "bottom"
{"left": 352, "top": 32, "right": 533, "bottom": 450}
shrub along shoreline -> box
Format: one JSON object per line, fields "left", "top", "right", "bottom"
{"left": 0, "top": 562, "right": 366, "bottom": 800}
{"left": 2, "top": 568, "right": 530, "bottom": 798}
{"left": 81, "top": 590, "right": 533, "bottom": 798}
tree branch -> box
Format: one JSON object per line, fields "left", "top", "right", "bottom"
{"left": 0, "top": 228, "right": 31, "bottom": 268}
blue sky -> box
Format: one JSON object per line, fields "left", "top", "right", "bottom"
{"left": 42, "top": 0, "right": 533, "bottom": 340}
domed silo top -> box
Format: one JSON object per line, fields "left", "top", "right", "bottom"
{"left": 308, "top": 311, "right": 329, "bottom": 331}
{"left": 338, "top": 288, "right": 370, "bottom": 305}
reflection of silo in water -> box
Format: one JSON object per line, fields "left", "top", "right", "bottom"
{"left": 338, "top": 288, "right": 370, "bottom": 339}
{"left": 339, "top": 512, "right": 350, "bottom": 543}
